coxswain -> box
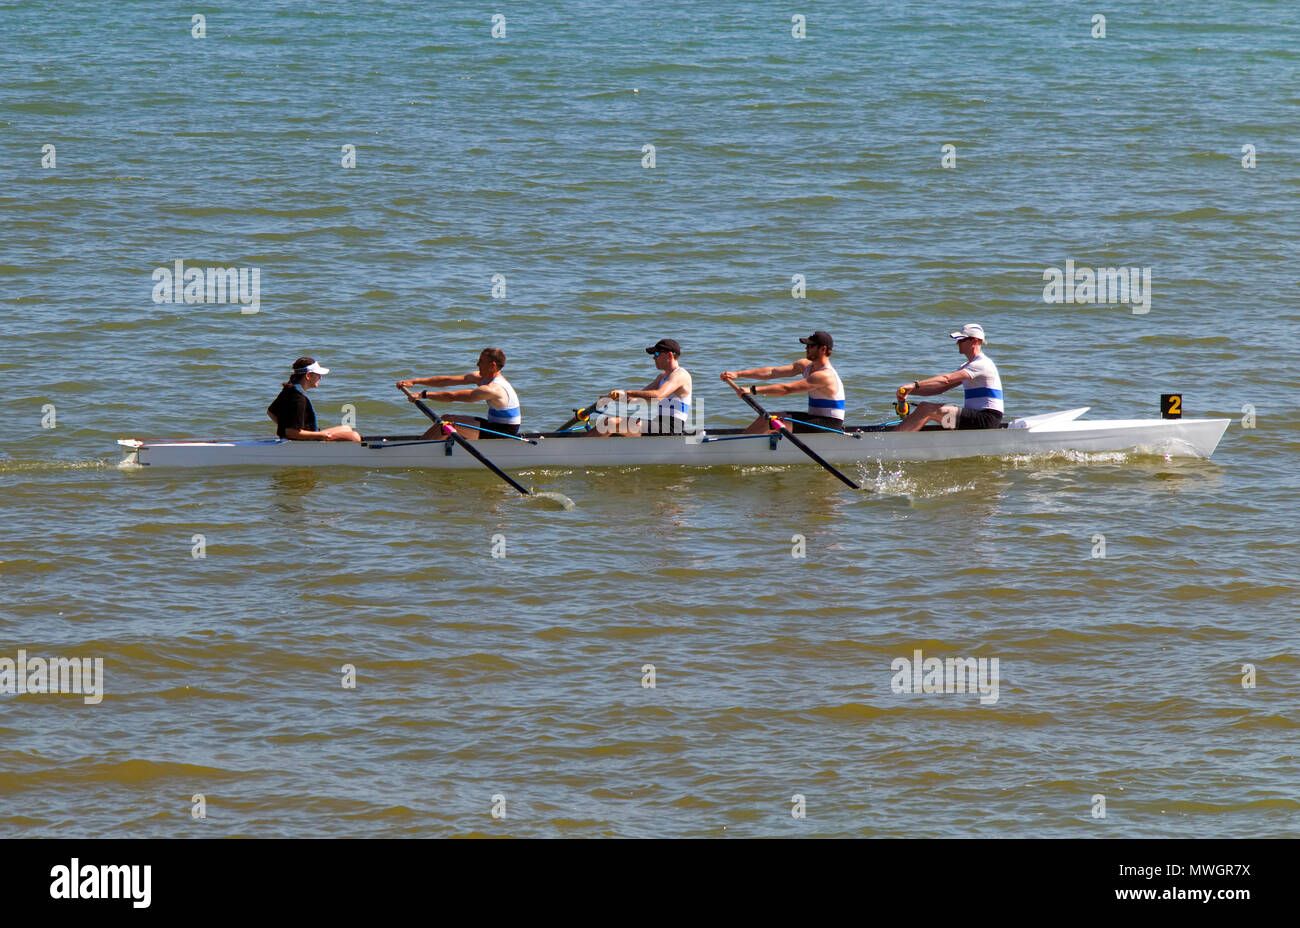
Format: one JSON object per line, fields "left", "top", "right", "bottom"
{"left": 267, "top": 358, "right": 362, "bottom": 441}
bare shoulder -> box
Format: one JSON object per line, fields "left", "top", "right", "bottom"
{"left": 805, "top": 364, "right": 835, "bottom": 384}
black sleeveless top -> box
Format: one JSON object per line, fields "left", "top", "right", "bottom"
{"left": 267, "top": 384, "right": 317, "bottom": 438}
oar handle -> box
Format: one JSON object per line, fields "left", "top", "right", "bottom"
{"left": 399, "top": 385, "right": 453, "bottom": 433}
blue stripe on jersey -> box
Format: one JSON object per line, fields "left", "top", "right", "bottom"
{"left": 808, "top": 397, "right": 846, "bottom": 410}
{"left": 487, "top": 405, "right": 520, "bottom": 421}
{"left": 964, "top": 387, "right": 1003, "bottom": 399}
{"left": 660, "top": 398, "right": 690, "bottom": 419}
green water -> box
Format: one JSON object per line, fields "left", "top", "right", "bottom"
{"left": 0, "top": 0, "right": 1297, "bottom": 837}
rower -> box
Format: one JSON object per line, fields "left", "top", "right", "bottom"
{"left": 599, "top": 338, "right": 693, "bottom": 436}
{"left": 894, "top": 323, "right": 1004, "bottom": 431}
{"left": 720, "top": 331, "right": 846, "bottom": 434}
{"left": 267, "top": 358, "right": 362, "bottom": 442}
{"left": 397, "top": 347, "right": 521, "bottom": 440}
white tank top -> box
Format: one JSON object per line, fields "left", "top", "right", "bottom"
{"left": 805, "top": 362, "right": 845, "bottom": 421}
{"left": 651, "top": 368, "right": 692, "bottom": 421}
{"left": 484, "top": 375, "right": 521, "bottom": 424}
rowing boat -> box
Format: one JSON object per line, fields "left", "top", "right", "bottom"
{"left": 116, "top": 408, "right": 1229, "bottom": 469}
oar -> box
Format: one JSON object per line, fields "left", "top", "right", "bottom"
{"left": 398, "top": 386, "right": 532, "bottom": 496}
{"left": 554, "top": 397, "right": 607, "bottom": 432}
{"left": 733, "top": 387, "right": 861, "bottom": 489}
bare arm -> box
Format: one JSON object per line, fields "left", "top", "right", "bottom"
{"left": 284, "top": 426, "right": 344, "bottom": 441}
{"left": 900, "top": 370, "right": 967, "bottom": 397}
{"left": 397, "top": 373, "right": 477, "bottom": 389}
{"left": 751, "top": 366, "right": 831, "bottom": 397}
{"left": 416, "top": 385, "right": 499, "bottom": 404}
{"left": 721, "top": 359, "right": 808, "bottom": 382}
{"left": 626, "top": 369, "right": 689, "bottom": 401}
{"left": 271, "top": 404, "right": 341, "bottom": 440}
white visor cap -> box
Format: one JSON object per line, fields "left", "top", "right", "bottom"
{"left": 949, "top": 323, "right": 986, "bottom": 342}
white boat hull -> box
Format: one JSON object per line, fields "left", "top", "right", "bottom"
{"left": 118, "top": 412, "right": 1229, "bottom": 470}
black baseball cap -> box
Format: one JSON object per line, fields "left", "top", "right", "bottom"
{"left": 799, "top": 331, "right": 833, "bottom": 349}
{"left": 646, "top": 338, "right": 681, "bottom": 355}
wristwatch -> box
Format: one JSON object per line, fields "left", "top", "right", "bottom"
{"left": 749, "top": 384, "right": 757, "bottom": 395}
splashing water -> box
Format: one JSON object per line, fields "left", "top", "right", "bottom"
{"left": 531, "top": 491, "right": 577, "bottom": 510}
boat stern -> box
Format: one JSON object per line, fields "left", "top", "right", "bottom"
{"left": 116, "top": 438, "right": 143, "bottom": 466}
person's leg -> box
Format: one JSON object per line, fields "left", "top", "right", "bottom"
{"left": 594, "top": 414, "right": 644, "bottom": 437}
{"left": 420, "top": 414, "right": 479, "bottom": 440}
{"left": 742, "top": 411, "right": 794, "bottom": 434}
{"left": 319, "top": 425, "right": 362, "bottom": 442}
{"left": 895, "top": 403, "right": 959, "bottom": 432}
{"left": 451, "top": 415, "right": 484, "bottom": 440}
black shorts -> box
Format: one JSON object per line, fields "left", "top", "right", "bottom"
{"left": 645, "top": 414, "right": 686, "bottom": 435}
{"left": 772, "top": 412, "right": 844, "bottom": 434}
{"left": 956, "top": 408, "right": 1003, "bottom": 430}
{"left": 474, "top": 418, "right": 520, "bottom": 439}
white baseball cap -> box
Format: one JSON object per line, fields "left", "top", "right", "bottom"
{"left": 949, "top": 323, "right": 986, "bottom": 342}
{"left": 294, "top": 361, "right": 330, "bottom": 375}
